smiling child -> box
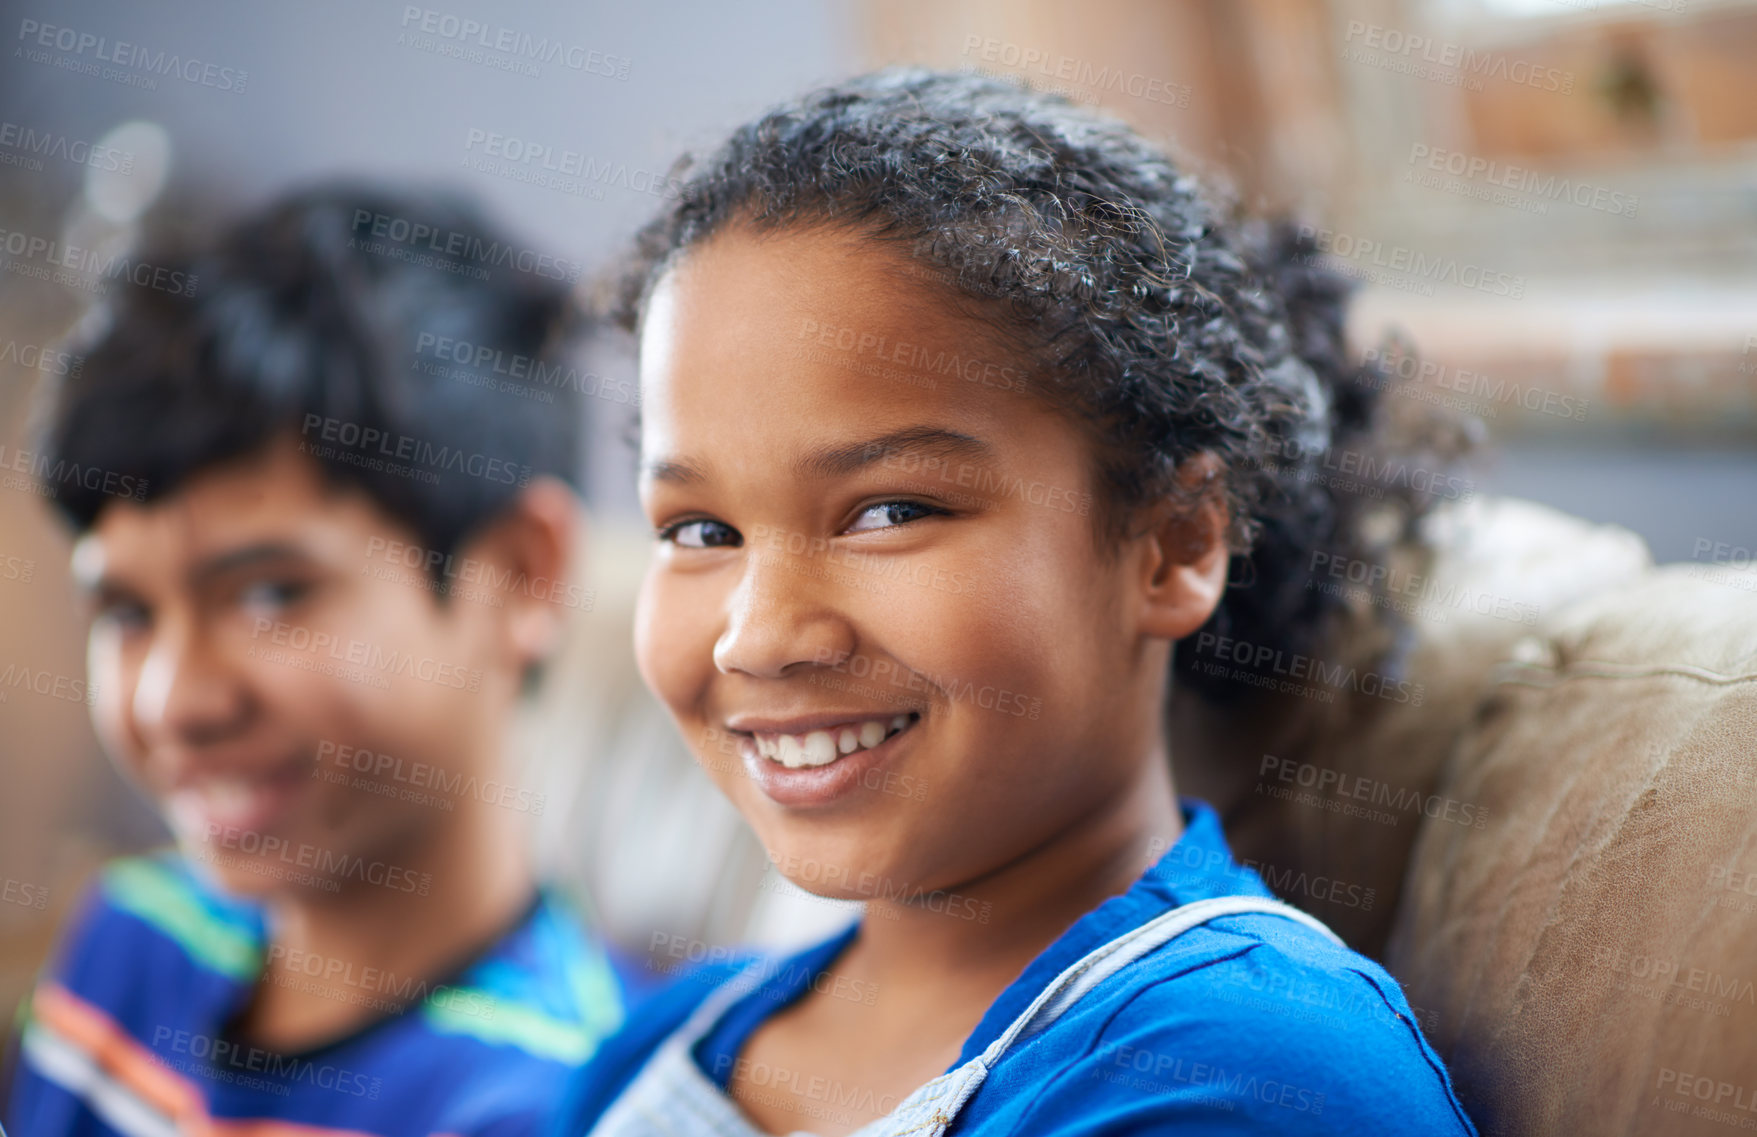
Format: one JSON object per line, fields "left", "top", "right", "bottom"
{"left": 558, "top": 68, "right": 1477, "bottom": 1136}
{"left": 7, "top": 184, "right": 628, "bottom": 1137}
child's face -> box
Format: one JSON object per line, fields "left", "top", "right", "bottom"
{"left": 75, "top": 438, "right": 526, "bottom": 900}
{"left": 635, "top": 225, "right": 1193, "bottom": 902}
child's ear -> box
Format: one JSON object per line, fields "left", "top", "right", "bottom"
{"left": 465, "top": 478, "right": 583, "bottom": 666}
{"left": 1135, "top": 453, "right": 1230, "bottom": 643}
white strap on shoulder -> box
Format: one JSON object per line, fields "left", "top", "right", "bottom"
{"left": 984, "top": 895, "right": 1343, "bottom": 1062}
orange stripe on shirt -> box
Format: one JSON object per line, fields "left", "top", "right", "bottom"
{"left": 33, "top": 982, "right": 203, "bottom": 1124}
{"left": 31, "top": 983, "right": 409, "bottom": 1137}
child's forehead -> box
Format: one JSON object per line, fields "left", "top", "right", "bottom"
{"left": 76, "top": 442, "right": 378, "bottom": 583}
{"left": 658, "top": 222, "right": 1020, "bottom": 351}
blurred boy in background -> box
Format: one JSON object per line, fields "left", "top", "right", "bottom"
{"left": 4, "top": 183, "right": 626, "bottom": 1137}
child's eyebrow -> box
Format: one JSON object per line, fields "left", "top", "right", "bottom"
{"left": 189, "top": 542, "right": 311, "bottom": 586}
{"left": 643, "top": 427, "right": 995, "bottom": 488}
{"left": 794, "top": 427, "right": 993, "bottom": 481}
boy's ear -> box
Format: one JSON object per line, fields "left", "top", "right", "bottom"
{"left": 1135, "top": 453, "right": 1230, "bottom": 643}
{"left": 463, "top": 477, "right": 583, "bottom": 666}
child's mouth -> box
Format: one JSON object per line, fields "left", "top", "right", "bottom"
{"left": 751, "top": 713, "right": 920, "bottom": 769}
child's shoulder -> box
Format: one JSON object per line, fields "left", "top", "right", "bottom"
{"left": 1040, "top": 910, "right": 1475, "bottom": 1133}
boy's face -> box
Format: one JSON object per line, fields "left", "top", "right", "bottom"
{"left": 635, "top": 225, "right": 1196, "bottom": 904}
{"left": 75, "top": 438, "right": 522, "bottom": 900}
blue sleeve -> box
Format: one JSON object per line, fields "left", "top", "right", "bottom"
{"left": 1001, "top": 949, "right": 1477, "bottom": 1136}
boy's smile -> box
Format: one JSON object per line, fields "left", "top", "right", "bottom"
{"left": 634, "top": 224, "right": 1221, "bottom": 906}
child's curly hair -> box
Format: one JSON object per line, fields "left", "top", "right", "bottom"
{"left": 609, "top": 67, "right": 1471, "bottom": 704}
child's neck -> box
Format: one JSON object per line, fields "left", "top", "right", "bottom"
{"left": 238, "top": 792, "right": 535, "bottom": 1052}
{"left": 855, "top": 746, "right": 1182, "bottom": 1010}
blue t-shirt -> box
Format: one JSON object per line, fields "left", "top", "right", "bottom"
{"left": 7, "top": 852, "right": 631, "bottom": 1137}
{"left": 554, "top": 800, "right": 1477, "bottom": 1135}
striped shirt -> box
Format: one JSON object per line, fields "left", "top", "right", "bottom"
{"left": 7, "top": 853, "right": 627, "bottom": 1137}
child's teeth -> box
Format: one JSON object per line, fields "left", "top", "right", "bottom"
{"left": 802, "top": 731, "right": 837, "bottom": 765}
{"left": 755, "top": 716, "right": 917, "bottom": 768}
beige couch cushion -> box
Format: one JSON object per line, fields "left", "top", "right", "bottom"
{"left": 1388, "top": 563, "right": 1757, "bottom": 1137}
{"left": 1170, "top": 495, "right": 1652, "bottom": 957}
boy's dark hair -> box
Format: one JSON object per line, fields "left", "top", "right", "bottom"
{"left": 608, "top": 67, "right": 1472, "bottom": 705}
{"left": 38, "top": 182, "right": 585, "bottom": 575}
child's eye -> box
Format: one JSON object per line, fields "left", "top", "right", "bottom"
{"left": 94, "top": 598, "right": 150, "bottom": 635}
{"left": 238, "top": 579, "right": 311, "bottom": 614}
{"left": 846, "top": 500, "right": 946, "bottom": 534}
{"left": 660, "top": 519, "right": 741, "bottom": 549}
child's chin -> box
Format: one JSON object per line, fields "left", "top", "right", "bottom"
{"left": 177, "top": 831, "right": 346, "bottom": 904}
{"left": 759, "top": 828, "right": 923, "bottom": 905}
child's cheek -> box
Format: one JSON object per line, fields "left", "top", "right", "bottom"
{"left": 632, "top": 571, "right": 710, "bottom": 720}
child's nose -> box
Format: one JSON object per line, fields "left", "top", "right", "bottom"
{"left": 711, "top": 551, "right": 856, "bottom": 679}
{"left": 132, "top": 615, "right": 252, "bottom": 751}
